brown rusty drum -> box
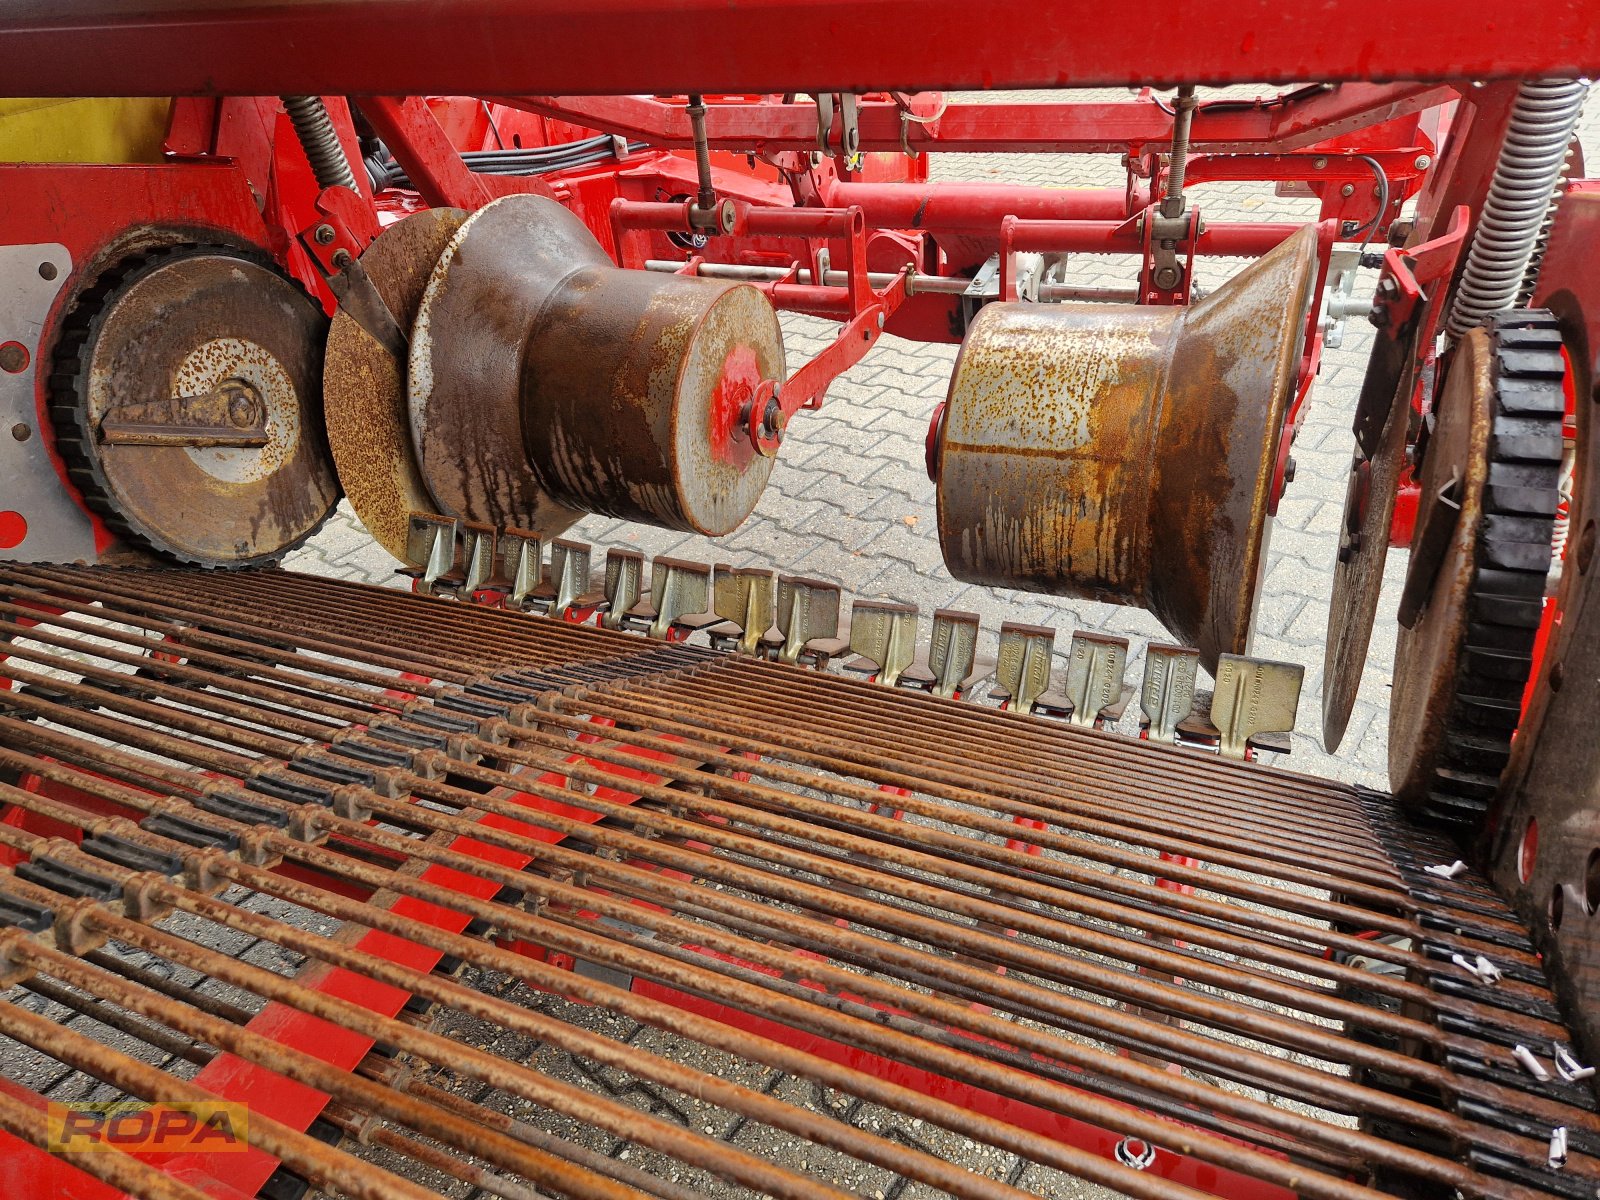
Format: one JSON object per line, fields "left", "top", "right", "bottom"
{"left": 933, "top": 225, "right": 1318, "bottom": 670}
{"left": 408, "top": 194, "right": 785, "bottom": 538}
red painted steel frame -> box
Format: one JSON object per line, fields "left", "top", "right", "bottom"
{"left": 1, "top": 2, "right": 1597, "bottom": 96}
{"left": 508, "top": 86, "right": 1456, "bottom": 157}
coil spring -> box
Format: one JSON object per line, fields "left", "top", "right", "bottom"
{"left": 1444, "top": 80, "right": 1588, "bottom": 341}
{"left": 1519, "top": 143, "right": 1579, "bottom": 306}
{"left": 281, "top": 95, "right": 358, "bottom": 192}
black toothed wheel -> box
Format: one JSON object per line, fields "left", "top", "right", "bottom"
{"left": 1388, "top": 310, "right": 1567, "bottom": 834}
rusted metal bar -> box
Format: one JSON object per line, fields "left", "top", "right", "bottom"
{"left": 503, "top": 707, "right": 1537, "bottom": 976}
{"left": 0, "top": 694, "right": 1547, "bottom": 1093}
{"left": 0, "top": 990, "right": 455, "bottom": 1200}
{"left": 0, "top": 678, "right": 1574, "bottom": 1120}
{"left": 2, "top": 564, "right": 1594, "bottom": 1200}
{"left": 358, "top": 1065, "right": 718, "bottom": 1200}
{"left": 0, "top": 1085, "right": 217, "bottom": 1200}
{"left": 0, "top": 790, "right": 1582, "bottom": 1198}
{"left": 83, "top": 948, "right": 256, "bottom": 1025}
{"left": 559, "top": 689, "right": 1417, "bottom": 927}
{"left": 0, "top": 812, "right": 1452, "bottom": 1196}
{"left": 318, "top": 1102, "right": 567, "bottom": 1200}
{"left": 0, "top": 930, "right": 659, "bottom": 1200}
{"left": 589, "top": 678, "right": 1403, "bottom": 893}
{"left": 18, "top": 975, "right": 217, "bottom": 1067}
{"left": 0, "top": 659, "right": 1555, "bottom": 1049}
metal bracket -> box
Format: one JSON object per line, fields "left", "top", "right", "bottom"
{"left": 1320, "top": 246, "right": 1367, "bottom": 350}
{"left": 840, "top": 93, "right": 862, "bottom": 170}
{"left": 328, "top": 255, "right": 409, "bottom": 362}
{"left": 815, "top": 92, "right": 834, "bottom": 157}
{"left": 1062, "top": 631, "right": 1128, "bottom": 728}
{"left": 494, "top": 527, "right": 543, "bottom": 609}
{"left": 602, "top": 548, "right": 646, "bottom": 630}
{"left": 1140, "top": 643, "right": 1200, "bottom": 744}
{"left": 995, "top": 622, "right": 1054, "bottom": 714}
{"left": 713, "top": 567, "right": 775, "bottom": 654}
{"left": 532, "top": 539, "right": 598, "bottom": 620}
{"left": 847, "top": 600, "right": 917, "bottom": 686}
{"left": 775, "top": 575, "right": 842, "bottom": 664}
{"left": 959, "top": 254, "right": 1001, "bottom": 334}
{"left": 399, "top": 512, "right": 458, "bottom": 596}
{"left": 457, "top": 521, "right": 497, "bottom": 596}
{"left": 0, "top": 243, "right": 94, "bottom": 563}
{"left": 1212, "top": 653, "right": 1304, "bottom": 760}
{"left": 647, "top": 557, "right": 712, "bottom": 640}
{"left": 928, "top": 609, "right": 980, "bottom": 699}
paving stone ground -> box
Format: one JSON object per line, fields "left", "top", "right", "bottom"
{"left": 288, "top": 89, "right": 1598, "bottom": 790}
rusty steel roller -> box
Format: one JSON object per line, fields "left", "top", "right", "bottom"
{"left": 409, "top": 194, "right": 785, "bottom": 537}
{"left": 932, "top": 225, "right": 1318, "bottom": 670}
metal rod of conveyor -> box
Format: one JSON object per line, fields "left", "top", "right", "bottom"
{"left": 3, "top": 565, "right": 1593, "bottom": 1200}
{"left": 0, "top": 760, "right": 1575, "bottom": 1200}
{"left": 0, "top": 690, "right": 1575, "bottom": 1149}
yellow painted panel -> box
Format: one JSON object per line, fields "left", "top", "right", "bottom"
{"left": 0, "top": 97, "right": 172, "bottom": 164}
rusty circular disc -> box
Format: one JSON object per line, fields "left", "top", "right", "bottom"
{"left": 407, "top": 194, "right": 595, "bottom": 534}
{"left": 1321, "top": 364, "right": 1412, "bottom": 750}
{"left": 934, "top": 225, "right": 1318, "bottom": 671}
{"left": 52, "top": 246, "right": 338, "bottom": 567}
{"left": 324, "top": 207, "right": 466, "bottom": 560}
{"left": 1389, "top": 329, "right": 1493, "bottom": 801}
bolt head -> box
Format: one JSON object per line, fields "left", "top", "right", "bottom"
{"left": 1339, "top": 183, "right": 1355, "bottom": 198}
{"left": 331, "top": 248, "right": 353, "bottom": 270}
{"left": 314, "top": 223, "right": 336, "bottom": 245}
{"left": 10, "top": 423, "right": 30, "bottom": 442}
{"left": 1414, "top": 154, "right": 1432, "bottom": 171}
{"left": 1283, "top": 455, "right": 1297, "bottom": 484}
